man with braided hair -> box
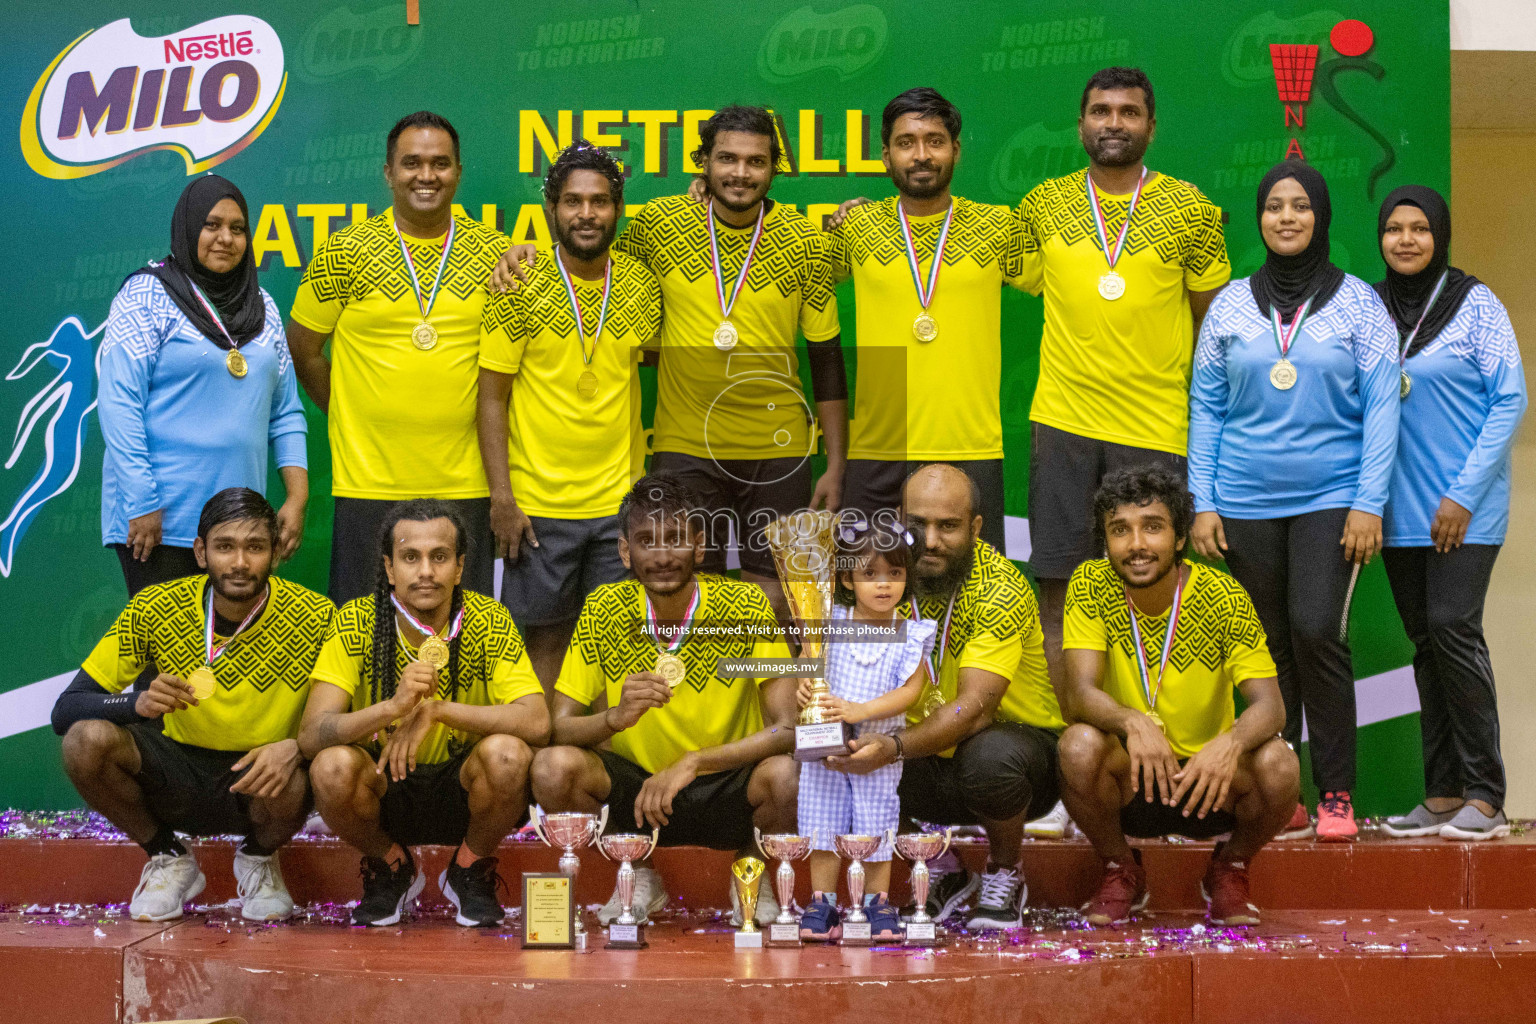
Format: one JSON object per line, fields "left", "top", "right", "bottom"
{"left": 300, "top": 499, "right": 549, "bottom": 927}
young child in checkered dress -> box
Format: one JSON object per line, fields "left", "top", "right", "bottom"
{"left": 796, "top": 520, "right": 936, "bottom": 942}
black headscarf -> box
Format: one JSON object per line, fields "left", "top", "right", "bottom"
{"left": 1372, "top": 185, "right": 1480, "bottom": 356}
{"left": 127, "top": 174, "right": 265, "bottom": 348}
{"left": 1249, "top": 160, "right": 1346, "bottom": 322}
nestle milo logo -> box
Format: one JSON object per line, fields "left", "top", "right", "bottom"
{"left": 1222, "top": 9, "right": 1342, "bottom": 87}
{"left": 300, "top": 4, "right": 420, "bottom": 81}
{"left": 990, "top": 122, "right": 1083, "bottom": 199}
{"left": 758, "top": 4, "right": 886, "bottom": 82}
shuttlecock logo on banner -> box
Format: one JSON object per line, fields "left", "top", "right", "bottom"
{"left": 20, "top": 15, "right": 286, "bottom": 180}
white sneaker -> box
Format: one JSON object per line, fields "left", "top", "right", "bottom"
{"left": 598, "top": 866, "right": 669, "bottom": 925}
{"left": 235, "top": 849, "right": 294, "bottom": 921}
{"left": 130, "top": 851, "right": 206, "bottom": 922}
{"left": 1025, "top": 800, "right": 1071, "bottom": 840}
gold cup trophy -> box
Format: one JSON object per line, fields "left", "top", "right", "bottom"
{"left": 765, "top": 511, "right": 854, "bottom": 761}
{"left": 731, "top": 856, "right": 767, "bottom": 949}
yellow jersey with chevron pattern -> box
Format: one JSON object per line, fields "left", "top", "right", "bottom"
{"left": 1064, "top": 560, "right": 1276, "bottom": 760}
{"left": 614, "top": 196, "right": 839, "bottom": 459}
{"left": 480, "top": 249, "right": 661, "bottom": 518}
{"left": 82, "top": 575, "right": 333, "bottom": 751}
{"left": 290, "top": 209, "right": 511, "bottom": 498}
{"left": 900, "top": 541, "right": 1063, "bottom": 752}
{"left": 829, "top": 197, "right": 1028, "bottom": 460}
{"left": 1017, "top": 171, "right": 1230, "bottom": 455}
{"left": 555, "top": 575, "right": 792, "bottom": 774}
{"left": 310, "top": 590, "right": 543, "bottom": 765}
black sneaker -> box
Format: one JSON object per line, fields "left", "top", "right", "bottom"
{"left": 440, "top": 857, "right": 506, "bottom": 927}
{"left": 352, "top": 853, "right": 425, "bottom": 926}
{"left": 901, "top": 867, "right": 981, "bottom": 922}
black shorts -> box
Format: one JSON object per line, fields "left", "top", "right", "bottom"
{"left": 594, "top": 748, "right": 757, "bottom": 850}
{"left": 330, "top": 497, "right": 495, "bottom": 606}
{"left": 501, "top": 514, "right": 629, "bottom": 628}
{"left": 128, "top": 723, "right": 258, "bottom": 837}
{"left": 899, "top": 721, "right": 1060, "bottom": 826}
{"left": 1027, "top": 423, "right": 1187, "bottom": 580}
{"left": 378, "top": 749, "right": 473, "bottom": 847}
{"left": 648, "top": 451, "right": 812, "bottom": 578}
{"left": 841, "top": 459, "right": 1007, "bottom": 553}
{"left": 1120, "top": 789, "right": 1237, "bottom": 841}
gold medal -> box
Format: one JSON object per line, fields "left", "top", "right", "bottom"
{"left": 912, "top": 311, "right": 938, "bottom": 343}
{"left": 411, "top": 321, "right": 438, "bottom": 351}
{"left": 1269, "top": 358, "right": 1297, "bottom": 390}
{"left": 919, "top": 684, "right": 945, "bottom": 720}
{"left": 1147, "top": 709, "right": 1166, "bottom": 734}
{"left": 1098, "top": 271, "right": 1126, "bottom": 301}
{"left": 713, "top": 320, "right": 738, "bottom": 351}
{"left": 655, "top": 651, "right": 687, "bottom": 688}
{"left": 577, "top": 370, "right": 599, "bottom": 399}
{"left": 225, "top": 349, "right": 248, "bottom": 378}
{"left": 1400, "top": 371, "right": 1412, "bottom": 399}
{"left": 417, "top": 635, "right": 450, "bottom": 669}
{"left": 187, "top": 666, "right": 217, "bottom": 700}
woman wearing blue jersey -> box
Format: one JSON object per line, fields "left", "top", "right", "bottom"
{"left": 99, "top": 175, "right": 308, "bottom": 596}
{"left": 1371, "top": 187, "right": 1525, "bottom": 842}
{"left": 1187, "top": 162, "right": 1399, "bottom": 842}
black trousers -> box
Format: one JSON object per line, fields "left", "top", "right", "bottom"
{"left": 1222, "top": 508, "right": 1356, "bottom": 793}
{"left": 1382, "top": 544, "right": 1505, "bottom": 808}
{"left": 329, "top": 497, "right": 495, "bottom": 606}
{"left": 111, "top": 543, "right": 201, "bottom": 598}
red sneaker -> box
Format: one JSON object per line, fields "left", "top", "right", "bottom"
{"left": 1277, "top": 802, "right": 1314, "bottom": 840}
{"left": 1082, "top": 852, "right": 1148, "bottom": 926}
{"left": 1316, "top": 791, "right": 1358, "bottom": 842}
{"left": 1202, "top": 855, "right": 1260, "bottom": 926}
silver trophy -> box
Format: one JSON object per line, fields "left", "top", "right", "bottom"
{"left": 834, "top": 833, "right": 883, "bottom": 945}
{"left": 597, "top": 828, "right": 660, "bottom": 949}
{"left": 531, "top": 803, "right": 609, "bottom": 947}
{"left": 894, "top": 828, "right": 953, "bottom": 945}
{"left": 756, "top": 828, "right": 813, "bottom": 946}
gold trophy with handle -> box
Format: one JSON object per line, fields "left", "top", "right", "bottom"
{"left": 766, "top": 511, "right": 853, "bottom": 761}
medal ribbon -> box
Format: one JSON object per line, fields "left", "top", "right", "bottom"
{"left": 1398, "top": 270, "right": 1450, "bottom": 368}
{"left": 897, "top": 201, "right": 954, "bottom": 312}
{"left": 908, "top": 587, "right": 959, "bottom": 686}
{"left": 1268, "top": 296, "right": 1314, "bottom": 360}
{"left": 1123, "top": 566, "right": 1185, "bottom": 713}
{"left": 552, "top": 245, "right": 613, "bottom": 366}
{"left": 644, "top": 581, "right": 702, "bottom": 652}
{"left": 394, "top": 218, "right": 457, "bottom": 322}
{"left": 203, "top": 583, "right": 269, "bottom": 666}
{"left": 705, "top": 199, "right": 765, "bottom": 321}
{"left": 185, "top": 279, "right": 239, "bottom": 352}
{"left": 1085, "top": 166, "right": 1147, "bottom": 272}
{"left": 389, "top": 593, "right": 466, "bottom": 647}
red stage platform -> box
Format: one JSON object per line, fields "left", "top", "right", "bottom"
{"left": 4, "top": 821, "right": 1535, "bottom": 1023}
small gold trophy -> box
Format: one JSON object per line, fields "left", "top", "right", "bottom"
{"left": 731, "top": 856, "right": 766, "bottom": 949}
{"left": 766, "top": 512, "right": 854, "bottom": 761}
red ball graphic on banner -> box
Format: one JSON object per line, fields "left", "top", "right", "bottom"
{"left": 1331, "top": 19, "right": 1374, "bottom": 57}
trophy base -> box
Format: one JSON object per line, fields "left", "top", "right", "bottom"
{"left": 606, "top": 923, "right": 647, "bottom": 949}
{"left": 794, "top": 721, "right": 855, "bottom": 762}
{"left": 573, "top": 931, "right": 588, "bottom": 951}
{"left": 767, "top": 922, "right": 801, "bottom": 946}
{"left": 903, "top": 921, "right": 940, "bottom": 946}
{"left": 840, "top": 920, "right": 872, "bottom": 946}
{"left": 733, "top": 930, "right": 764, "bottom": 949}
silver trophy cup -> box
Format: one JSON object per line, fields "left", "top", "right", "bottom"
{"left": 893, "top": 827, "right": 953, "bottom": 945}
{"left": 834, "top": 833, "right": 883, "bottom": 944}
{"left": 531, "top": 804, "right": 609, "bottom": 942}
{"left": 598, "top": 828, "right": 659, "bottom": 948}
{"left": 756, "top": 828, "right": 813, "bottom": 945}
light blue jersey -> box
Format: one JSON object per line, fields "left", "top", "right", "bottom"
{"left": 98, "top": 275, "right": 307, "bottom": 547}
{"left": 1385, "top": 284, "right": 1525, "bottom": 546}
{"left": 1189, "top": 275, "right": 1399, "bottom": 519}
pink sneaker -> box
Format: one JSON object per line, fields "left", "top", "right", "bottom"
{"left": 1277, "top": 802, "right": 1314, "bottom": 840}
{"left": 1316, "top": 791, "right": 1357, "bottom": 842}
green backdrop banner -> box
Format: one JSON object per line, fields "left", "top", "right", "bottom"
{"left": 0, "top": 0, "right": 1447, "bottom": 812}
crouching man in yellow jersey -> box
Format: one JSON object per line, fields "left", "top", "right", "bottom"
{"left": 300, "top": 499, "right": 550, "bottom": 927}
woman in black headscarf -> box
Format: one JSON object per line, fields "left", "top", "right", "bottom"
{"left": 98, "top": 175, "right": 309, "bottom": 595}
{"left": 1187, "top": 161, "right": 1400, "bottom": 842}
{"left": 1374, "top": 186, "right": 1526, "bottom": 842}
